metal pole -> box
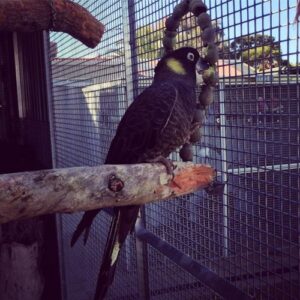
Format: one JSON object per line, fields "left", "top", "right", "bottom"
{"left": 122, "top": 1, "right": 150, "bottom": 298}
{"left": 12, "top": 32, "right": 26, "bottom": 147}
{"left": 42, "top": 30, "right": 66, "bottom": 300}
{"left": 219, "top": 81, "right": 229, "bottom": 256}
{"left": 13, "top": 33, "right": 24, "bottom": 120}
{"left": 135, "top": 225, "right": 252, "bottom": 300}
{"left": 227, "top": 162, "right": 300, "bottom": 174}
{"left": 135, "top": 213, "right": 150, "bottom": 300}
{"left": 42, "top": 31, "right": 57, "bottom": 169}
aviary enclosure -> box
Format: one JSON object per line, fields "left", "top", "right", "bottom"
{"left": 3, "top": 0, "right": 299, "bottom": 299}
{"left": 48, "top": 0, "right": 299, "bottom": 299}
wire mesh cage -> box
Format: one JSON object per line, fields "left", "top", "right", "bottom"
{"left": 48, "top": 0, "right": 300, "bottom": 299}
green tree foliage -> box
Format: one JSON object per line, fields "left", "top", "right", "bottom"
{"left": 136, "top": 13, "right": 222, "bottom": 60}
{"left": 135, "top": 17, "right": 283, "bottom": 72}
{"left": 136, "top": 20, "right": 164, "bottom": 59}
{"left": 230, "top": 34, "right": 281, "bottom": 70}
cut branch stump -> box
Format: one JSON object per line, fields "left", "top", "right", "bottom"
{"left": 0, "top": 162, "right": 215, "bottom": 224}
{"left": 0, "top": 0, "right": 105, "bottom": 48}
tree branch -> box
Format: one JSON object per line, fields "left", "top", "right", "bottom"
{"left": 0, "top": 162, "right": 215, "bottom": 224}
{"left": 0, "top": 0, "right": 105, "bottom": 48}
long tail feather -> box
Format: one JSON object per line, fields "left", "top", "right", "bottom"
{"left": 94, "top": 206, "right": 139, "bottom": 300}
{"left": 71, "top": 209, "right": 101, "bottom": 247}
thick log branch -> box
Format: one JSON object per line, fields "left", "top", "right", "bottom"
{"left": 0, "top": 162, "right": 215, "bottom": 224}
{"left": 0, "top": 0, "right": 104, "bottom": 48}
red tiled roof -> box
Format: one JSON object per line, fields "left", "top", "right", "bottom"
{"left": 51, "top": 56, "right": 118, "bottom": 62}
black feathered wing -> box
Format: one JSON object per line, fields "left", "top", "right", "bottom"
{"left": 105, "top": 82, "right": 179, "bottom": 165}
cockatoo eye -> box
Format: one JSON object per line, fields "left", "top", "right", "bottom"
{"left": 187, "top": 52, "right": 195, "bottom": 61}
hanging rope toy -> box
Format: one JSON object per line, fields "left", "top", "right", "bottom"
{"left": 162, "top": 0, "right": 219, "bottom": 162}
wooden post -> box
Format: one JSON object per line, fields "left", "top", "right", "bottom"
{"left": 0, "top": 242, "right": 44, "bottom": 300}
{"left": 0, "top": 0, "right": 105, "bottom": 48}
{"left": 0, "top": 162, "right": 215, "bottom": 224}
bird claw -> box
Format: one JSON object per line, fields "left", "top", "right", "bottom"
{"left": 146, "top": 156, "right": 176, "bottom": 177}
{"left": 191, "top": 122, "right": 201, "bottom": 132}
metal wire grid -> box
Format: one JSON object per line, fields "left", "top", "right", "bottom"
{"left": 50, "top": 0, "right": 126, "bottom": 168}
{"left": 212, "top": 2, "right": 299, "bottom": 297}
{"left": 57, "top": 212, "right": 139, "bottom": 300}
{"left": 133, "top": 0, "right": 300, "bottom": 299}
{"left": 48, "top": 0, "right": 300, "bottom": 299}
{"left": 50, "top": 1, "right": 139, "bottom": 299}
{"left": 147, "top": 245, "right": 222, "bottom": 300}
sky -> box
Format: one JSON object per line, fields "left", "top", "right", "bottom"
{"left": 217, "top": 0, "right": 299, "bottom": 63}
{"left": 51, "top": 0, "right": 300, "bottom": 64}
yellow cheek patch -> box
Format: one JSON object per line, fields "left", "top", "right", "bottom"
{"left": 166, "top": 58, "right": 187, "bottom": 75}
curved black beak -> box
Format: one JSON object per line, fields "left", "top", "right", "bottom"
{"left": 196, "top": 57, "right": 210, "bottom": 74}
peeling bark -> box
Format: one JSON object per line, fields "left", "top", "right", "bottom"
{"left": 0, "top": 162, "right": 215, "bottom": 224}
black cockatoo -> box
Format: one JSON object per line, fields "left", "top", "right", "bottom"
{"left": 71, "top": 47, "right": 201, "bottom": 299}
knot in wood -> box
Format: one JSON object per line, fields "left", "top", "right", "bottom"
{"left": 108, "top": 174, "right": 124, "bottom": 193}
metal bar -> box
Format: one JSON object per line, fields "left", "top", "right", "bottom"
{"left": 135, "top": 224, "right": 252, "bottom": 300}
{"left": 42, "top": 30, "right": 64, "bottom": 300}
{"left": 122, "top": 1, "right": 134, "bottom": 105}
{"left": 227, "top": 163, "right": 300, "bottom": 175}
{"left": 135, "top": 215, "right": 150, "bottom": 300}
{"left": 123, "top": 0, "right": 150, "bottom": 298}
{"left": 219, "top": 81, "right": 229, "bottom": 257}
{"left": 13, "top": 32, "right": 24, "bottom": 120}
{"left": 43, "top": 31, "right": 57, "bottom": 169}
{"left": 55, "top": 214, "right": 68, "bottom": 300}
{"left": 127, "top": 0, "right": 139, "bottom": 98}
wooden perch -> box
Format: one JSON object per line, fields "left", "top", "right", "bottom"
{"left": 0, "top": 162, "right": 215, "bottom": 224}
{"left": 0, "top": 0, "right": 105, "bottom": 48}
